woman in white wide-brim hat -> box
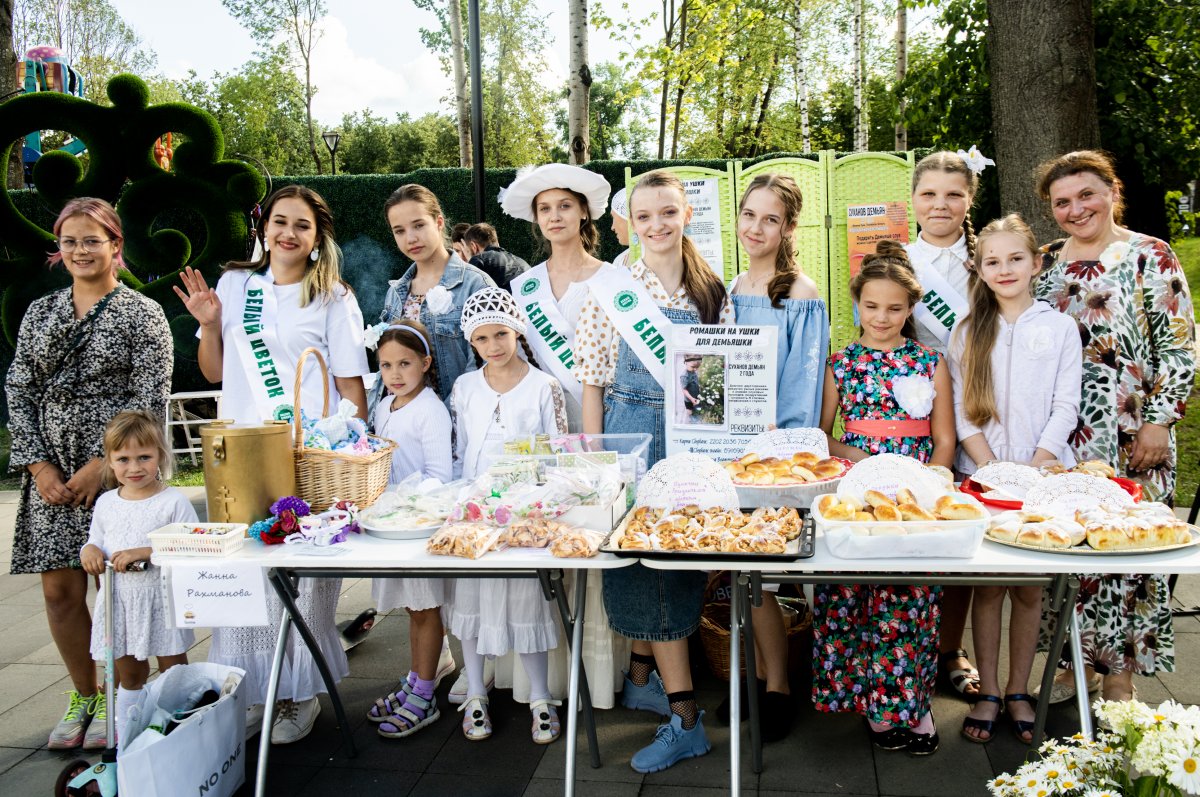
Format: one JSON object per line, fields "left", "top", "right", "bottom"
{"left": 494, "top": 163, "right": 630, "bottom": 709}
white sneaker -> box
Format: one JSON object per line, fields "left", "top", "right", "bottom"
{"left": 270, "top": 697, "right": 320, "bottom": 744}
{"left": 245, "top": 703, "right": 265, "bottom": 738}
{"left": 448, "top": 657, "right": 495, "bottom": 705}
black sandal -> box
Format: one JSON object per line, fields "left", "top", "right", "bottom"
{"left": 938, "top": 648, "right": 980, "bottom": 699}
{"left": 864, "top": 719, "right": 912, "bottom": 751}
{"left": 1004, "top": 694, "right": 1037, "bottom": 745}
{"left": 960, "top": 694, "right": 1002, "bottom": 744}
{"left": 906, "top": 730, "right": 940, "bottom": 756}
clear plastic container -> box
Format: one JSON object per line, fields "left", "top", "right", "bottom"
{"left": 482, "top": 433, "right": 652, "bottom": 498}
{"left": 811, "top": 493, "right": 987, "bottom": 559}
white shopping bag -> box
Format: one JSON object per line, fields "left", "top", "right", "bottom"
{"left": 118, "top": 662, "right": 247, "bottom": 797}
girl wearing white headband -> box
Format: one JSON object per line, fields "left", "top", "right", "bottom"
{"left": 361, "top": 317, "right": 455, "bottom": 741}
{"left": 443, "top": 287, "right": 569, "bottom": 745}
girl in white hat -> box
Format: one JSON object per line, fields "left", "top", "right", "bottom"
{"left": 443, "top": 287, "right": 568, "bottom": 745}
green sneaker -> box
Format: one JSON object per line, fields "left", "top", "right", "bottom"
{"left": 47, "top": 690, "right": 94, "bottom": 750}
{"left": 82, "top": 691, "right": 108, "bottom": 750}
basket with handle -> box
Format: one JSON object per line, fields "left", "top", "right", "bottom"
{"left": 292, "top": 347, "right": 394, "bottom": 510}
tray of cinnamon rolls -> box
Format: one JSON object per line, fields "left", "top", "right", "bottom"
{"left": 986, "top": 503, "right": 1199, "bottom": 555}
{"left": 601, "top": 505, "right": 815, "bottom": 560}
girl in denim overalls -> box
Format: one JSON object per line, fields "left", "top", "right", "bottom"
{"left": 729, "top": 172, "right": 830, "bottom": 742}
{"left": 574, "top": 170, "right": 733, "bottom": 773}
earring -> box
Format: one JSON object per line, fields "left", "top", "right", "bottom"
{"left": 310, "top": 248, "right": 320, "bottom": 262}
{"left": 630, "top": 232, "right": 640, "bottom": 246}
{"left": 684, "top": 223, "right": 694, "bottom": 235}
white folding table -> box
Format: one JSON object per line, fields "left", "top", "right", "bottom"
{"left": 641, "top": 537, "right": 1200, "bottom": 796}
{"left": 155, "top": 536, "right": 634, "bottom": 797}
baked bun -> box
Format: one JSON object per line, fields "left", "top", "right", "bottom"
{"left": 822, "top": 503, "right": 856, "bottom": 521}
{"left": 936, "top": 502, "right": 985, "bottom": 520}
{"left": 739, "top": 453, "right": 761, "bottom": 466}
{"left": 988, "top": 519, "right": 1022, "bottom": 542}
{"left": 790, "top": 465, "right": 817, "bottom": 482}
{"left": 898, "top": 503, "right": 936, "bottom": 521}
{"left": 1018, "top": 523, "right": 1073, "bottom": 549}
{"left": 853, "top": 511, "right": 875, "bottom": 522}
{"left": 812, "top": 462, "right": 844, "bottom": 480}
{"left": 792, "top": 451, "right": 820, "bottom": 468}
{"left": 816, "top": 494, "right": 839, "bottom": 515}
{"left": 873, "top": 504, "right": 902, "bottom": 522}
{"left": 865, "top": 490, "right": 897, "bottom": 509}
{"left": 926, "top": 465, "right": 954, "bottom": 485}
{"left": 895, "top": 488, "right": 919, "bottom": 506}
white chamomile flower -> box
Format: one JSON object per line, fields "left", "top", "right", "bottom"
{"left": 1166, "top": 746, "right": 1200, "bottom": 794}
{"left": 1082, "top": 789, "right": 1124, "bottom": 797}
{"left": 955, "top": 145, "right": 996, "bottom": 175}
{"left": 1098, "top": 240, "right": 1131, "bottom": 269}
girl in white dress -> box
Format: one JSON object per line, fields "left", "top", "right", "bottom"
{"left": 497, "top": 164, "right": 629, "bottom": 709}
{"left": 445, "top": 288, "right": 568, "bottom": 744}
{"left": 174, "top": 186, "right": 370, "bottom": 744}
{"left": 363, "top": 319, "right": 454, "bottom": 739}
{"left": 80, "top": 411, "right": 197, "bottom": 748}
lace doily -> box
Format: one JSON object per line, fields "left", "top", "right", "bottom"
{"left": 836, "top": 454, "right": 946, "bottom": 507}
{"left": 970, "top": 462, "right": 1045, "bottom": 500}
{"left": 741, "top": 428, "right": 829, "bottom": 459}
{"left": 636, "top": 453, "right": 739, "bottom": 511}
{"left": 1023, "top": 473, "right": 1135, "bottom": 514}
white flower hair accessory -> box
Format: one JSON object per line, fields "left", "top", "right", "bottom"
{"left": 1099, "top": 240, "right": 1132, "bottom": 269}
{"left": 363, "top": 321, "right": 388, "bottom": 350}
{"left": 890, "top": 374, "right": 936, "bottom": 419}
{"left": 425, "top": 285, "right": 455, "bottom": 315}
{"left": 460, "top": 287, "right": 529, "bottom": 340}
{"left": 955, "top": 145, "right": 995, "bottom": 175}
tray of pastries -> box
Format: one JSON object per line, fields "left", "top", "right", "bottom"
{"left": 812, "top": 488, "right": 989, "bottom": 559}
{"left": 986, "top": 502, "right": 1199, "bottom": 554}
{"left": 601, "top": 505, "right": 815, "bottom": 560}
{"left": 724, "top": 452, "right": 852, "bottom": 509}
{"left": 960, "top": 460, "right": 1142, "bottom": 509}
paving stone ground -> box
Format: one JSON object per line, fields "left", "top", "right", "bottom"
{"left": 2, "top": 487, "right": 1198, "bottom": 796}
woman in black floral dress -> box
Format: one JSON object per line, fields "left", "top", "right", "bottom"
{"left": 1033, "top": 151, "right": 1195, "bottom": 704}
{"left": 6, "top": 198, "right": 173, "bottom": 750}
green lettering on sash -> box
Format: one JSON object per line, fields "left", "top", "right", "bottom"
{"left": 250, "top": 338, "right": 266, "bottom": 350}
{"left": 638, "top": 323, "right": 658, "bottom": 343}
{"left": 261, "top": 367, "right": 278, "bottom": 378}
{"left": 548, "top": 335, "right": 564, "bottom": 351}
{"left": 633, "top": 318, "right": 649, "bottom": 333}
{"left": 257, "top": 359, "right": 274, "bottom": 371}
{"left": 533, "top": 314, "right": 550, "bottom": 332}
{"left": 927, "top": 296, "right": 944, "bottom": 313}
{"left": 558, "top": 350, "right": 574, "bottom": 368}
{"left": 265, "top": 377, "right": 280, "bottom": 388}
{"left": 267, "top": 387, "right": 285, "bottom": 398}
{"left": 652, "top": 343, "right": 666, "bottom": 363}
{"left": 247, "top": 289, "right": 263, "bottom": 298}
{"left": 255, "top": 348, "right": 270, "bottom": 361}
{"left": 646, "top": 333, "right": 663, "bottom": 349}
{"left": 944, "top": 311, "right": 956, "bottom": 326}
{"left": 245, "top": 297, "right": 263, "bottom": 307}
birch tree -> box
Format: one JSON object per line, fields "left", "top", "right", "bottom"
{"left": 448, "top": 0, "right": 471, "bottom": 167}
{"left": 222, "top": 0, "right": 327, "bottom": 174}
{"left": 852, "top": 0, "right": 866, "bottom": 151}
{"left": 894, "top": 0, "right": 906, "bottom": 150}
{"left": 567, "top": 0, "right": 591, "bottom": 164}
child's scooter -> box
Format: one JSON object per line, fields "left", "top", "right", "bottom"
{"left": 54, "top": 560, "right": 142, "bottom": 797}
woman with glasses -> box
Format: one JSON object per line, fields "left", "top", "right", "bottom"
{"left": 6, "top": 197, "right": 173, "bottom": 752}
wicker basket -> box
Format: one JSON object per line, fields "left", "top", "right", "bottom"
{"left": 148, "top": 523, "right": 248, "bottom": 557}
{"left": 292, "top": 347, "right": 394, "bottom": 510}
{"left": 699, "top": 595, "right": 812, "bottom": 682}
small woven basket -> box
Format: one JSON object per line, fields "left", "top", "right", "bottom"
{"left": 699, "top": 595, "right": 812, "bottom": 682}
{"left": 292, "top": 347, "right": 393, "bottom": 510}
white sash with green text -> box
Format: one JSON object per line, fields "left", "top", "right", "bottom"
{"left": 586, "top": 263, "right": 674, "bottom": 389}
{"left": 911, "top": 259, "right": 969, "bottom": 347}
{"left": 515, "top": 263, "right": 610, "bottom": 407}
{"left": 231, "top": 270, "right": 293, "bottom": 421}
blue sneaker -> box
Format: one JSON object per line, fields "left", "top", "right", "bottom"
{"left": 620, "top": 670, "right": 670, "bottom": 715}
{"left": 630, "top": 711, "right": 711, "bottom": 773}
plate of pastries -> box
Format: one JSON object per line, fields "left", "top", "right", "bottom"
{"left": 603, "top": 504, "right": 811, "bottom": 559}
{"left": 960, "top": 460, "right": 1142, "bottom": 509}
{"left": 723, "top": 451, "right": 852, "bottom": 509}
{"left": 986, "top": 502, "right": 1198, "bottom": 554}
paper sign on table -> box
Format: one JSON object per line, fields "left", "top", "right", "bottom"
{"left": 164, "top": 561, "right": 269, "bottom": 628}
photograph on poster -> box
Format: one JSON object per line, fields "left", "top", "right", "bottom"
{"left": 673, "top": 352, "right": 727, "bottom": 429}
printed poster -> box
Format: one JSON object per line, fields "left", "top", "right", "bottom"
{"left": 682, "top": 178, "right": 725, "bottom": 279}
{"left": 847, "top": 202, "right": 910, "bottom": 277}
{"left": 665, "top": 324, "right": 777, "bottom": 461}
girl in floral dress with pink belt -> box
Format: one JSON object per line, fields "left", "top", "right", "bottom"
{"left": 817, "top": 240, "right": 957, "bottom": 756}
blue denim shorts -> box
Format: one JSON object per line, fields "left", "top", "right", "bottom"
{"left": 602, "top": 563, "right": 706, "bottom": 642}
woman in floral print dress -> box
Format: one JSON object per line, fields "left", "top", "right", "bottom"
{"left": 1034, "top": 150, "right": 1195, "bottom": 702}
{"left": 817, "top": 241, "right": 957, "bottom": 755}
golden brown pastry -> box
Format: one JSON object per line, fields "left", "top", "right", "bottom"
{"left": 898, "top": 503, "right": 936, "bottom": 521}
{"left": 865, "top": 490, "right": 897, "bottom": 509}
{"left": 816, "top": 494, "right": 839, "bottom": 515}
{"left": 873, "top": 504, "right": 902, "bottom": 522}
{"left": 935, "top": 502, "right": 985, "bottom": 520}
{"left": 1018, "top": 523, "right": 1074, "bottom": 549}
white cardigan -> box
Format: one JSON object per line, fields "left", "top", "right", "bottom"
{"left": 947, "top": 300, "right": 1083, "bottom": 475}
{"left": 449, "top": 364, "right": 568, "bottom": 480}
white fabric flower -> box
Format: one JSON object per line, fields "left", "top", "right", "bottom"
{"left": 363, "top": 321, "right": 387, "bottom": 350}
{"left": 425, "top": 285, "right": 454, "bottom": 315}
{"left": 890, "top": 374, "right": 936, "bottom": 419}
{"left": 1023, "top": 325, "right": 1054, "bottom": 357}
{"left": 1099, "top": 240, "right": 1132, "bottom": 269}
{"left": 955, "top": 145, "right": 995, "bottom": 175}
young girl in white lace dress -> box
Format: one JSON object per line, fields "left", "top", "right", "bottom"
{"left": 79, "top": 411, "right": 197, "bottom": 747}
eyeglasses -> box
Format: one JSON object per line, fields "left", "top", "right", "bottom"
{"left": 57, "top": 237, "right": 112, "bottom": 252}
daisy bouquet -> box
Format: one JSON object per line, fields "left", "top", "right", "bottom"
{"left": 987, "top": 699, "right": 1200, "bottom": 797}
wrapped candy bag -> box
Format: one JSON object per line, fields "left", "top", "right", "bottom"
{"left": 314, "top": 398, "right": 359, "bottom": 447}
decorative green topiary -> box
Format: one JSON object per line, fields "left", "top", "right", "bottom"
{"left": 0, "top": 73, "right": 265, "bottom": 396}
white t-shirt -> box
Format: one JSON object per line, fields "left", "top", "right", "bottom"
{"left": 372, "top": 386, "right": 453, "bottom": 484}
{"left": 200, "top": 267, "right": 370, "bottom": 423}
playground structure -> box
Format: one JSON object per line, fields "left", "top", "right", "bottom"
{"left": 13, "top": 45, "right": 173, "bottom": 186}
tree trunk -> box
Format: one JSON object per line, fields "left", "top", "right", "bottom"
{"left": 988, "top": 0, "right": 1100, "bottom": 242}
{"left": 669, "top": 0, "right": 688, "bottom": 159}
{"left": 894, "top": 0, "right": 906, "bottom": 151}
{"left": 749, "top": 49, "right": 778, "bottom": 157}
{"left": 303, "top": 56, "right": 323, "bottom": 174}
{"left": 657, "top": 0, "right": 676, "bottom": 159}
{"left": 2, "top": 0, "right": 22, "bottom": 188}
{"left": 852, "top": 0, "right": 865, "bottom": 151}
{"left": 567, "top": 0, "right": 591, "bottom": 164}
{"left": 449, "top": 0, "right": 472, "bottom": 167}
{"left": 794, "top": 0, "right": 811, "bottom": 154}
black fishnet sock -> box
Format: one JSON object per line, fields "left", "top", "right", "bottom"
{"left": 628, "top": 652, "right": 655, "bottom": 687}
{"left": 667, "top": 690, "right": 698, "bottom": 729}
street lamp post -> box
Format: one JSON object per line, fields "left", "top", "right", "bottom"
{"left": 321, "top": 130, "right": 341, "bottom": 175}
